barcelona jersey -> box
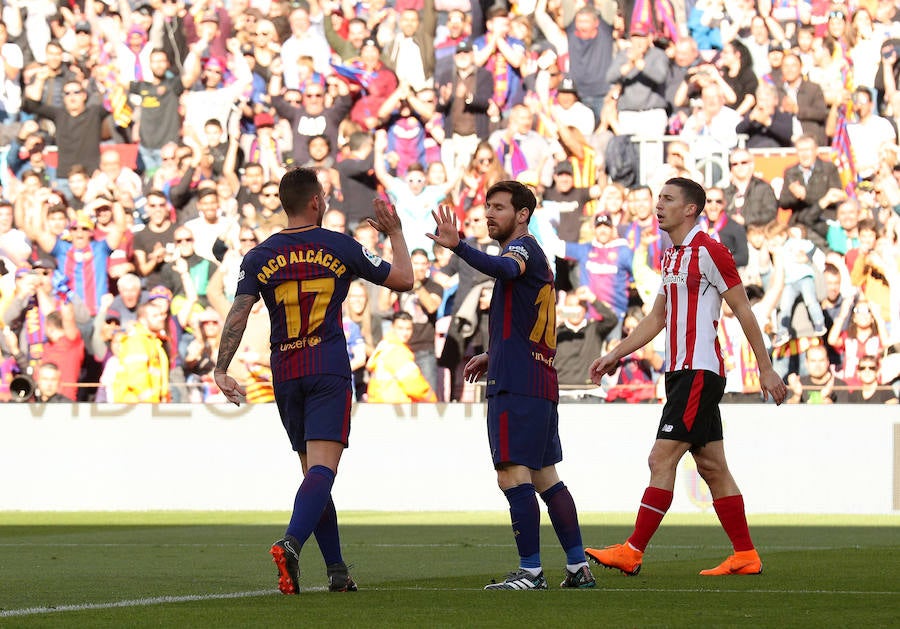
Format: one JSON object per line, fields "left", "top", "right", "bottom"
{"left": 486, "top": 236, "right": 559, "bottom": 402}
{"left": 235, "top": 227, "right": 391, "bottom": 384}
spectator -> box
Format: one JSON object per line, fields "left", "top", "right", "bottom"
{"left": 770, "top": 223, "right": 828, "bottom": 347}
{"left": 555, "top": 287, "right": 616, "bottom": 403}
{"left": 489, "top": 104, "right": 553, "bottom": 184}
{"left": 105, "top": 273, "right": 145, "bottom": 328}
{"left": 847, "top": 86, "right": 897, "bottom": 177}
{"left": 112, "top": 301, "right": 170, "bottom": 402}
{"left": 717, "top": 39, "right": 758, "bottom": 116}
{"left": 777, "top": 53, "right": 828, "bottom": 147}
{"left": 549, "top": 211, "right": 634, "bottom": 336}
{"left": 343, "top": 279, "right": 377, "bottom": 399}
{"left": 435, "top": 40, "right": 494, "bottom": 174}
{"left": 40, "top": 302, "right": 84, "bottom": 402}
{"left": 619, "top": 186, "right": 672, "bottom": 272}
{"left": 457, "top": 141, "right": 510, "bottom": 217}
{"left": 129, "top": 48, "right": 192, "bottom": 176}
{"left": 34, "top": 362, "right": 73, "bottom": 403}
{"left": 345, "top": 38, "right": 399, "bottom": 132}
{"left": 535, "top": 2, "right": 616, "bottom": 125}
{"left": 736, "top": 82, "right": 794, "bottom": 148}
{"left": 158, "top": 225, "right": 215, "bottom": 308}
{"left": 723, "top": 148, "right": 778, "bottom": 227}
{"left": 29, "top": 211, "right": 124, "bottom": 316}
{"left": 827, "top": 199, "right": 862, "bottom": 254}
{"left": 322, "top": 208, "right": 347, "bottom": 234}
{"left": 366, "top": 311, "right": 438, "bottom": 403}
{"left": 184, "top": 188, "right": 238, "bottom": 263}
{"left": 377, "top": 81, "right": 442, "bottom": 177}
{"left": 0, "top": 19, "right": 23, "bottom": 123}
{"left": 848, "top": 355, "right": 898, "bottom": 403}
{"left": 269, "top": 71, "right": 352, "bottom": 166}
{"left": 848, "top": 230, "right": 899, "bottom": 329}
{"left": 22, "top": 77, "right": 107, "bottom": 188}
{"left": 701, "top": 187, "right": 749, "bottom": 268}
{"left": 827, "top": 297, "right": 889, "bottom": 382}
{"left": 183, "top": 307, "right": 223, "bottom": 402}
{"left": 786, "top": 343, "right": 849, "bottom": 403}
{"left": 473, "top": 7, "right": 526, "bottom": 120}
{"left": 133, "top": 190, "right": 176, "bottom": 285}
{"left": 335, "top": 132, "right": 379, "bottom": 229}
{"left": 606, "top": 22, "right": 669, "bottom": 139}
{"left": 373, "top": 130, "right": 456, "bottom": 255}
{"left": 778, "top": 134, "right": 845, "bottom": 249}
{"left": 678, "top": 82, "right": 741, "bottom": 151}
{"left": 382, "top": 1, "right": 437, "bottom": 92}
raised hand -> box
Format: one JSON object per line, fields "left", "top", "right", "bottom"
{"left": 426, "top": 204, "right": 460, "bottom": 249}
{"left": 368, "top": 197, "right": 402, "bottom": 236}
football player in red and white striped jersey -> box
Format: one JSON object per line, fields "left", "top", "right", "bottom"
{"left": 584, "top": 178, "right": 787, "bottom": 577}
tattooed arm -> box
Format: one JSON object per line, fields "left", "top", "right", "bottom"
{"left": 213, "top": 293, "right": 258, "bottom": 405}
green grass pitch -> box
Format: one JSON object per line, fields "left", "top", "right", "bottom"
{"left": 1, "top": 511, "right": 897, "bottom": 628}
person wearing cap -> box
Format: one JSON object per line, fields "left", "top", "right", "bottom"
{"left": 243, "top": 116, "right": 286, "bottom": 182}
{"left": 434, "top": 38, "right": 494, "bottom": 173}
{"left": 25, "top": 206, "right": 123, "bottom": 316}
{"left": 606, "top": 22, "right": 670, "bottom": 140}
{"left": 128, "top": 48, "right": 193, "bottom": 175}
{"left": 545, "top": 210, "right": 634, "bottom": 338}
{"left": 549, "top": 76, "right": 595, "bottom": 141}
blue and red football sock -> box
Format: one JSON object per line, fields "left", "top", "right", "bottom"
{"left": 540, "top": 481, "right": 586, "bottom": 566}
{"left": 504, "top": 483, "right": 541, "bottom": 570}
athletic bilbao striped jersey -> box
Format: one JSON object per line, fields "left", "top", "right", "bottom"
{"left": 235, "top": 226, "right": 391, "bottom": 384}
{"left": 486, "top": 235, "right": 559, "bottom": 401}
{"left": 658, "top": 225, "right": 742, "bottom": 375}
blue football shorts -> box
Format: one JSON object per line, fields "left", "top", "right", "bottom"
{"left": 274, "top": 374, "right": 353, "bottom": 453}
{"left": 486, "top": 392, "right": 562, "bottom": 470}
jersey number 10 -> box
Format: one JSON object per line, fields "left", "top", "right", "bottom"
{"left": 529, "top": 284, "right": 557, "bottom": 349}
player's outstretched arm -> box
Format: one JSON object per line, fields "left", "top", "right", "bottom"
{"left": 589, "top": 293, "right": 666, "bottom": 385}
{"left": 369, "top": 198, "right": 414, "bottom": 292}
{"left": 722, "top": 283, "right": 788, "bottom": 405}
{"left": 429, "top": 204, "right": 522, "bottom": 280}
{"left": 214, "top": 293, "right": 257, "bottom": 406}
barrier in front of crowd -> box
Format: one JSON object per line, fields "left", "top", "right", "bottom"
{"left": 2, "top": 403, "right": 896, "bottom": 514}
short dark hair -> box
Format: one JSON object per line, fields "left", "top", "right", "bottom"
{"left": 665, "top": 177, "right": 706, "bottom": 217}
{"left": 278, "top": 167, "right": 320, "bottom": 216}
{"left": 204, "top": 118, "right": 222, "bottom": 129}
{"left": 392, "top": 311, "right": 413, "bottom": 323}
{"left": 485, "top": 180, "right": 537, "bottom": 219}
{"left": 410, "top": 248, "right": 430, "bottom": 259}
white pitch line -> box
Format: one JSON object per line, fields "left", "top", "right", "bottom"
{"left": 3, "top": 584, "right": 895, "bottom": 617}
{"left": 0, "top": 590, "right": 278, "bottom": 618}
{"left": 0, "top": 543, "right": 865, "bottom": 551}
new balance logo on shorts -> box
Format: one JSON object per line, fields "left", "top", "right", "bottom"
{"left": 661, "top": 424, "right": 673, "bottom": 432}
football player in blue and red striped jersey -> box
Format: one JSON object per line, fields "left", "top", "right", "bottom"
{"left": 214, "top": 167, "right": 413, "bottom": 594}
{"left": 429, "top": 181, "right": 595, "bottom": 590}
{"left": 585, "top": 178, "right": 787, "bottom": 577}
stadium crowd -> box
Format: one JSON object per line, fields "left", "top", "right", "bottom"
{"left": 0, "top": 0, "right": 897, "bottom": 403}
